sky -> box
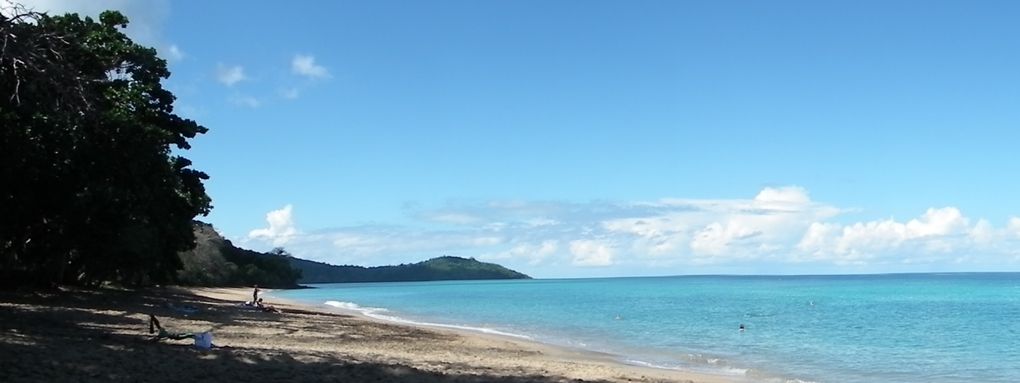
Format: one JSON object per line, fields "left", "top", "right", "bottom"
{"left": 12, "top": 0, "right": 1020, "bottom": 277}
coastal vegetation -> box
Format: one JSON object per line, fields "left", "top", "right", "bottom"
{"left": 0, "top": 9, "right": 210, "bottom": 287}
{"left": 178, "top": 222, "right": 529, "bottom": 287}
{"left": 177, "top": 222, "right": 302, "bottom": 288}
{"left": 0, "top": 7, "right": 527, "bottom": 290}
{"left": 290, "top": 255, "right": 531, "bottom": 283}
{"left": 179, "top": 221, "right": 536, "bottom": 287}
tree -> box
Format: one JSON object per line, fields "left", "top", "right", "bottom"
{"left": 269, "top": 247, "right": 291, "bottom": 257}
{"left": 0, "top": 8, "right": 211, "bottom": 287}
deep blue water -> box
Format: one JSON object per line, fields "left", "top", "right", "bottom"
{"left": 274, "top": 273, "right": 1020, "bottom": 383}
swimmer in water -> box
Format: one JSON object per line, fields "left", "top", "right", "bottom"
{"left": 739, "top": 324, "right": 745, "bottom": 332}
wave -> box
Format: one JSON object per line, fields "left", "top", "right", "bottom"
{"left": 324, "top": 302, "right": 387, "bottom": 316}
{"left": 623, "top": 358, "right": 753, "bottom": 378}
{"left": 321, "top": 300, "right": 821, "bottom": 382}
{"left": 322, "top": 300, "right": 532, "bottom": 340}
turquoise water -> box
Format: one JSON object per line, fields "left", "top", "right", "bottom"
{"left": 274, "top": 274, "right": 1020, "bottom": 383}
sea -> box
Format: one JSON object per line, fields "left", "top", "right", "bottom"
{"left": 273, "top": 273, "right": 1020, "bottom": 383}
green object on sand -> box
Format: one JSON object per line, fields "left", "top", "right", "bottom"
{"left": 156, "top": 329, "right": 194, "bottom": 341}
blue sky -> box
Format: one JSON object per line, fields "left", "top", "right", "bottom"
{"left": 18, "top": 0, "right": 1020, "bottom": 277}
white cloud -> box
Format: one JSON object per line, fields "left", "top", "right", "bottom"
{"left": 690, "top": 222, "right": 762, "bottom": 257}
{"left": 968, "top": 219, "right": 995, "bottom": 245}
{"left": 1007, "top": 217, "right": 1020, "bottom": 237}
{"left": 482, "top": 240, "right": 559, "bottom": 265}
{"left": 754, "top": 185, "right": 811, "bottom": 205}
{"left": 217, "top": 65, "right": 246, "bottom": 86}
{"left": 906, "top": 207, "right": 968, "bottom": 237}
{"left": 796, "top": 222, "right": 839, "bottom": 257}
{"left": 569, "top": 240, "right": 615, "bottom": 267}
{"left": 795, "top": 207, "right": 973, "bottom": 265}
{"left": 291, "top": 54, "right": 330, "bottom": 79}
{"left": 248, "top": 205, "right": 298, "bottom": 246}
{"left": 238, "top": 188, "right": 1020, "bottom": 275}
{"left": 601, "top": 185, "right": 837, "bottom": 262}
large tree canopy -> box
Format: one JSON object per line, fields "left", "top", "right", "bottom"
{"left": 0, "top": 9, "right": 211, "bottom": 287}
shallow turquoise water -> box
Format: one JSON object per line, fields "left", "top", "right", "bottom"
{"left": 274, "top": 273, "right": 1020, "bottom": 383}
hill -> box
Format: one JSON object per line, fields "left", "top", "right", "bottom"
{"left": 290, "top": 256, "right": 531, "bottom": 284}
{"left": 177, "top": 222, "right": 302, "bottom": 288}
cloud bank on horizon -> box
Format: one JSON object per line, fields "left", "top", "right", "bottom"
{"left": 244, "top": 187, "right": 1020, "bottom": 276}
{"left": 18, "top": 0, "right": 1019, "bottom": 276}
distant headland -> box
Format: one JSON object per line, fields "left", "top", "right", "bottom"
{"left": 290, "top": 255, "right": 531, "bottom": 284}
{"left": 178, "top": 222, "right": 529, "bottom": 288}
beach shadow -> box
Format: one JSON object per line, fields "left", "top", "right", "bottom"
{"left": 0, "top": 288, "right": 619, "bottom": 383}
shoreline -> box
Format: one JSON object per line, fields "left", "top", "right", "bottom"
{"left": 253, "top": 287, "right": 743, "bottom": 383}
{"left": 265, "top": 288, "right": 754, "bottom": 380}
{"left": 0, "top": 285, "right": 741, "bottom": 382}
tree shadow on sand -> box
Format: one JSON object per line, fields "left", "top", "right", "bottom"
{"left": 0, "top": 289, "right": 625, "bottom": 383}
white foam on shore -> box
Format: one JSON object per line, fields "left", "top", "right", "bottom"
{"left": 323, "top": 300, "right": 808, "bottom": 382}
{"left": 624, "top": 358, "right": 749, "bottom": 377}
{"left": 627, "top": 358, "right": 818, "bottom": 383}
{"left": 323, "top": 300, "right": 533, "bottom": 340}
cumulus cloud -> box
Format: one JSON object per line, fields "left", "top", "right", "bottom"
{"left": 482, "top": 240, "right": 559, "bottom": 265}
{"left": 796, "top": 207, "right": 972, "bottom": 265}
{"left": 291, "top": 54, "right": 330, "bottom": 79}
{"left": 689, "top": 222, "right": 762, "bottom": 256}
{"left": 217, "top": 65, "right": 246, "bottom": 86}
{"left": 1007, "top": 217, "right": 1020, "bottom": 236}
{"left": 241, "top": 188, "right": 1020, "bottom": 275}
{"left": 601, "top": 186, "right": 839, "bottom": 263}
{"left": 754, "top": 185, "right": 811, "bottom": 206}
{"left": 569, "top": 240, "right": 615, "bottom": 266}
{"left": 248, "top": 205, "right": 298, "bottom": 246}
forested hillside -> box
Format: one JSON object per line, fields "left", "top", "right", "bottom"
{"left": 291, "top": 256, "right": 530, "bottom": 284}
{"left": 177, "top": 222, "right": 302, "bottom": 288}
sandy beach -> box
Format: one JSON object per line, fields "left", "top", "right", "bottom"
{"left": 0, "top": 286, "right": 736, "bottom": 383}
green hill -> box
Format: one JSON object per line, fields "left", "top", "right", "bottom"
{"left": 290, "top": 256, "right": 531, "bottom": 284}
{"left": 177, "top": 222, "right": 302, "bottom": 288}
{"left": 176, "top": 222, "right": 528, "bottom": 286}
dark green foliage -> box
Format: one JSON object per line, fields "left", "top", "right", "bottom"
{"left": 177, "top": 222, "right": 301, "bottom": 288}
{"left": 222, "top": 246, "right": 302, "bottom": 288}
{"left": 176, "top": 222, "right": 237, "bottom": 286}
{"left": 0, "top": 9, "right": 210, "bottom": 287}
{"left": 291, "top": 256, "right": 531, "bottom": 284}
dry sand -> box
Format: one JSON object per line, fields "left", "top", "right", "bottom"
{"left": 0, "top": 286, "right": 737, "bottom": 383}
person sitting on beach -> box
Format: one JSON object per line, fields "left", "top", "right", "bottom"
{"left": 255, "top": 298, "right": 282, "bottom": 313}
